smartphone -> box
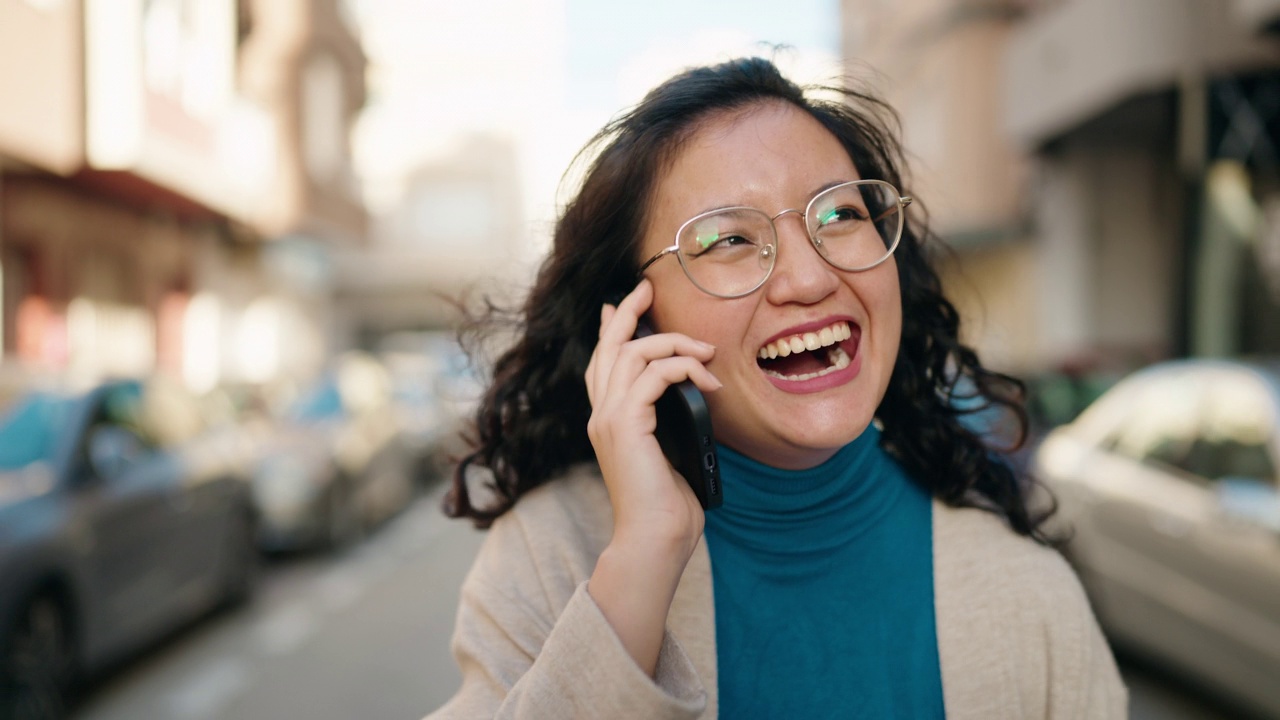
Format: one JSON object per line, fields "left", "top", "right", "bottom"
{"left": 633, "top": 317, "right": 723, "bottom": 510}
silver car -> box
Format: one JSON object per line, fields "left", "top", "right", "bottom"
{"left": 0, "top": 379, "right": 258, "bottom": 719}
{"left": 1034, "top": 359, "right": 1280, "bottom": 718}
{"left": 251, "top": 354, "right": 416, "bottom": 552}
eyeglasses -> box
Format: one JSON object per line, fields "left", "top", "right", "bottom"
{"left": 638, "top": 180, "right": 912, "bottom": 298}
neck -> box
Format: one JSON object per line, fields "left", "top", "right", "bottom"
{"left": 708, "top": 424, "right": 911, "bottom": 554}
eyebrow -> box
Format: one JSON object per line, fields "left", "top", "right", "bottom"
{"left": 690, "top": 179, "right": 858, "bottom": 217}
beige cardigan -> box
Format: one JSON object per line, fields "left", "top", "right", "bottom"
{"left": 427, "top": 466, "right": 1127, "bottom": 719}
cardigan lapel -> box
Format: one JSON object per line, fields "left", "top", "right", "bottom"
{"left": 670, "top": 535, "right": 719, "bottom": 718}
{"left": 931, "top": 500, "right": 1022, "bottom": 719}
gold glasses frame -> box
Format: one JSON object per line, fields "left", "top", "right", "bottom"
{"left": 637, "top": 179, "right": 913, "bottom": 299}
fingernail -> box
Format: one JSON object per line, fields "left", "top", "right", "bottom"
{"left": 697, "top": 340, "right": 716, "bottom": 351}
{"left": 711, "top": 375, "right": 724, "bottom": 389}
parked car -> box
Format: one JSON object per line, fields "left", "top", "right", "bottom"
{"left": 0, "top": 378, "right": 258, "bottom": 719}
{"left": 1033, "top": 359, "right": 1280, "bottom": 718}
{"left": 251, "top": 353, "right": 416, "bottom": 551}
{"left": 380, "top": 332, "right": 484, "bottom": 487}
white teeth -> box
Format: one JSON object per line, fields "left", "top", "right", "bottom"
{"left": 758, "top": 321, "right": 853, "bottom": 362}
{"left": 762, "top": 346, "right": 852, "bottom": 381}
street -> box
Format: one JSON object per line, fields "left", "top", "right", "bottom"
{"left": 68, "top": 483, "right": 1243, "bottom": 720}
{"left": 71, "top": 482, "right": 483, "bottom": 720}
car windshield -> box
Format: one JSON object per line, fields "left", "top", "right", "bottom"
{"left": 287, "top": 380, "right": 344, "bottom": 421}
{"left": 0, "top": 393, "right": 74, "bottom": 471}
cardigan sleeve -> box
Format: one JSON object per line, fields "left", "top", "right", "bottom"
{"left": 424, "top": 510, "right": 708, "bottom": 720}
{"left": 1046, "top": 560, "right": 1128, "bottom": 719}
{"left": 933, "top": 503, "right": 1128, "bottom": 719}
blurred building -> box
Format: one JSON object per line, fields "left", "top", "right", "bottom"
{"left": 0, "top": 0, "right": 367, "bottom": 394}
{"left": 843, "top": 0, "right": 1034, "bottom": 371}
{"left": 843, "top": 0, "right": 1280, "bottom": 375}
{"left": 333, "top": 135, "right": 529, "bottom": 350}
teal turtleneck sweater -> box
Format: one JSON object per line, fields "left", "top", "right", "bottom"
{"left": 702, "top": 426, "right": 944, "bottom": 719}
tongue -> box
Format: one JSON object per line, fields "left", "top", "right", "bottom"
{"left": 760, "top": 348, "right": 829, "bottom": 376}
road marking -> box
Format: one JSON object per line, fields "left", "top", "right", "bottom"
{"left": 165, "top": 658, "right": 250, "bottom": 720}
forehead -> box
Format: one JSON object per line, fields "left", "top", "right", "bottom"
{"left": 647, "top": 103, "right": 860, "bottom": 235}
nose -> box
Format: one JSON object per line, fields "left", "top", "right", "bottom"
{"left": 762, "top": 210, "right": 841, "bottom": 305}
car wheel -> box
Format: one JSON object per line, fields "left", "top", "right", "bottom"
{"left": 324, "top": 481, "right": 362, "bottom": 551}
{"left": 0, "top": 594, "right": 74, "bottom": 720}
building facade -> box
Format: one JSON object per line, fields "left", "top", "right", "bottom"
{"left": 842, "top": 0, "right": 1280, "bottom": 384}
{"left": 843, "top": 0, "right": 1038, "bottom": 372}
{"left": 0, "top": 0, "right": 367, "bottom": 394}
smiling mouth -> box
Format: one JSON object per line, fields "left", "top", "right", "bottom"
{"left": 756, "top": 321, "right": 857, "bottom": 381}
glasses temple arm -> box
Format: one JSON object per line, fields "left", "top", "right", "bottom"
{"left": 637, "top": 247, "right": 678, "bottom": 277}
{"left": 871, "top": 196, "right": 913, "bottom": 224}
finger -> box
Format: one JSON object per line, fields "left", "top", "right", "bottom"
{"left": 620, "top": 356, "right": 723, "bottom": 411}
{"left": 585, "top": 353, "right": 597, "bottom": 407}
{"left": 599, "top": 280, "right": 652, "bottom": 348}
{"left": 599, "top": 302, "right": 617, "bottom": 337}
{"left": 598, "top": 355, "right": 722, "bottom": 426}
{"left": 604, "top": 333, "right": 716, "bottom": 405}
{"left": 592, "top": 281, "right": 653, "bottom": 400}
{"left": 586, "top": 302, "right": 619, "bottom": 407}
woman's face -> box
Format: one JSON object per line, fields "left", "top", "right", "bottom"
{"left": 641, "top": 102, "right": 903, "bottom": 470}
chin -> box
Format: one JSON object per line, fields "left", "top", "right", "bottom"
{"left": 709, "top": 369, "right": 884, "bottom": 466}
{"left": 784, "top": 415, "right": 873, "bottom": 453}
{"left": 720, "top": 405, "right": 877, "bottom": 470}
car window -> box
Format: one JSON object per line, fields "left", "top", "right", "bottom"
{"left": 1104, "top": 373, "right": 1203, "bottom": 478}
{"left": 98, "top": 382, "right": 150, "bottom": 442}
{"left": 0, "top": 393, "right": 74, "bottom": 470}
{"left": 1190, "top": 373, "right": 1277, "bottom": 483}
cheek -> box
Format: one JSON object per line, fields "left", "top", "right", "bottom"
{"left": 649, "top": 283, "right": 742, "bottom": 345}
{"left": 857, "top": 265, "right": 903, "bottom": 356}
{"left": 877, "top": 276, "right": 904, "bottom": 370}
{"left": 647, "top": 282, "right": 697, "bottom": 335}
{"left": 884, "top": 277, "right": 903, "bottom": 334}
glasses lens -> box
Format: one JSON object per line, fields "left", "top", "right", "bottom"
{"left": 808, "top": 181, "right": 904, "bottom": 271}
{"left": 676, "top": 208, "right": 776, "bottom": 297}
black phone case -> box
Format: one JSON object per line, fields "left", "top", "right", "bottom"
{"left": 633, "top": 319, "right": 723, "bottom": 510}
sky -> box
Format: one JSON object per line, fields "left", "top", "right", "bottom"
{"left": 565, "top": 0, "right": 841, "bottom": 110}
{"left": 349, "top": 0, "right": 841, "bottom": 260}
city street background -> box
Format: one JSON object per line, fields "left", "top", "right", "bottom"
{"left": 2, "top": 0, "right": 1279, "bottom": 718}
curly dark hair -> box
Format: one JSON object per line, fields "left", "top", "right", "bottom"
{"left": 446, "top": 56, "right": 1053, "bottom": 542}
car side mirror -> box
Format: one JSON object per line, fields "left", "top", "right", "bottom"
{"left": 1215, "top": 476, "right": 1280, "bottom": 535}
{"left": 87, "top": 425, "right": 148, "bottom": 482}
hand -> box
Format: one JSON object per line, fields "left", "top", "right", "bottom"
{"left": 584, "top": 279, "right": 721, "bottom": 556}
{"left": 583, "top": 279, "right": 721, "bottom": 676}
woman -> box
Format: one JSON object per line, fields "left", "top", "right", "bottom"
{"left": 429, "top": 57, "right": 1125, "bottom": 719}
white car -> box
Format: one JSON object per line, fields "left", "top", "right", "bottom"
{"left": 1034, "top": 359, "right": 1280, "bottom": 718}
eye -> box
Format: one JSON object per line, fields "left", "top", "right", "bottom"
{"left": 693, "top": 232, "right": 753, "bottom": 255}
{"left": 817, "top": 205, "right": 869, "bottom": 226}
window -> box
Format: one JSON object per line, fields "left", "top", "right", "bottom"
{"left": 1103, "top": 368, "right": 1280, "bottom": 485}
{"left": 1191, "top": 373, "right": 1277, "bottom": 482}
{"left": 1104, "top": 373, "right": 1202, "bottom": 478}
{"left": 302, "top": 52, "right": 347, "bottom": 183}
